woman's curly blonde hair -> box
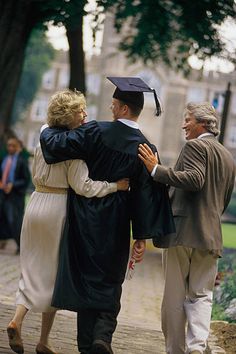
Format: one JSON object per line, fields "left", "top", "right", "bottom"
{"left": 47, "top": 89, "right": 86, "bottom": 128}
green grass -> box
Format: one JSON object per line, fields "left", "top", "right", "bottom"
{"left": 222, "top": 223, "right": 236, "bottom": 249}
{"left": 146, "top": 223, "right": 236, "bottom": 251}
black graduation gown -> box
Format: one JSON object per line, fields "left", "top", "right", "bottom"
{"left": 40, "top": 120, "right": 177, "bottom": 312}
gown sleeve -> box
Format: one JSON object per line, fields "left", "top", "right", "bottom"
{"left": 40, "top": 123, "right": 94, "bottom": 164}
{"left": 68, "top": 160, "right": 117, "bottom": 198}
{"left": 130, "top": 149, "right": 176, "bottom": 243}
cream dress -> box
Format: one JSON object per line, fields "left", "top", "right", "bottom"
{"left": 16, "top": 146, "right": 117, "bottom": 312}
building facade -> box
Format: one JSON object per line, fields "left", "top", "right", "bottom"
{"left": 15, "top": 15, "right": 236, "bottom": 169}
{"left": 94, "top": 14, "right": 236, "bottom": 166}
{"left": 14, "top": 51, "right": 70, "bottom": 152}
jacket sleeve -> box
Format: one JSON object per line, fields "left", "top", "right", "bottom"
{"left": 153, "top": 140, "right": 206, "bottom": 191}
{"left": 68, "top": 160, "right": 117, "bottom": 198}
{"left": 13, "top": 157, "right": 30, "bottom": 190}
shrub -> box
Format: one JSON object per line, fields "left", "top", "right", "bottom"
{"left": 212, "top": 250, "right": 236, "bottom": 323}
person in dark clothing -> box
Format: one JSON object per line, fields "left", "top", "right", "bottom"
{"left": 40, "top": 77, "right": 176, "bottom": 354}
{"left": 0, "top": 137, "right": 30, "bottom": 253}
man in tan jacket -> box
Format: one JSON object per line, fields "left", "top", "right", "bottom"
{"left": 138, "top": 102, "right": 235, "bottom": 354}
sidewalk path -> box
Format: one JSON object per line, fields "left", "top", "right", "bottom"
{"left": 0, "top": 241, "right": 165, "bottom": 353}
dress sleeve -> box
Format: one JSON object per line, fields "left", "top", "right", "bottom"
{"left": 68, "top": 159, "right": 117, "bottom": 198}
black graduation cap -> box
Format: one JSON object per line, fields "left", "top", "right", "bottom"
{"left": 107, "top": 76, "right": 162, "bottom": 117}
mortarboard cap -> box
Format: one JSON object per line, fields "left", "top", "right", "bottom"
{"left": 107, "top": 76, "right": 162, "bottom": 117}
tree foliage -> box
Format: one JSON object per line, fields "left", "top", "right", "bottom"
{"left": 11, "top": 29, "right": 55, "bottom": 125}
{"left": 98, "top": 0, "right": 236, "bottom": 73}
{"left": 1, "top": 0, "right": 236, "bottom": 134}
{"left": 0, "top": 0, "right": 87, "bottom": 134}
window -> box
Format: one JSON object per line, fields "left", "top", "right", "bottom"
{"left": 42, "top": 69, "right": 56, "bottom": 90}
{"left": 27, "top": 130, "right": 40, "bottom": 151}
{"left": 58, "top": 67, "right": 69, "bottom": 89}
{"left": 227, "top": 123, "right": 236, "bottom": 148}
{"left": 186, "top": 87, "right": 206, "bottom": 103}
{"left": 31, "top": 97, "right": 49, "bottom": 122}
{"left": 209, "top": 91, "right": 224, "bottom": 114}
{"left": 230, "top": 93, "right": 236, "bottom": 115}
{"left": 86, "top": 74, "right": 101, "bottom": 95}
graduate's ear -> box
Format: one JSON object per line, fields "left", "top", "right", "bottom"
{"left": 123, "top": 104, "right": 129, "bottom": 115}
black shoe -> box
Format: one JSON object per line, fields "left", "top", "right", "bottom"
{"left": 90, "top": 340, "right": 113, "bottom": 354}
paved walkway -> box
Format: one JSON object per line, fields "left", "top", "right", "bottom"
{"left": 0, "top": 240, "right": 165, "bottom": 354}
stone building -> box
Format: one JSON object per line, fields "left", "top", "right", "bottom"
{"left": 94, "top": 14, "right": 236, "bottom": 166}
{"left": 14, "top": 50, "right": 70, "bottom": 151}
{"left": 15, "top": 15, "right": 236, "bottom": 168}
{"left": 14, "top": 50, "right": 102, "bottom": 153}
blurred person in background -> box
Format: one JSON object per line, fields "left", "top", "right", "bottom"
{"left": 138, "top": 102, "right": 235, "bottom": 354}
{"left": 6, "top": 89, "right": 129, "bottom": 354}
{"left": 17, "top": 139, "right": 32, "bottom": 161}
{"left": 0, "top": 136, "right": 30, "bottom": 253}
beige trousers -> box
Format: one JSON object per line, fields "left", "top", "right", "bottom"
{"left": 161, "top": 246, "right": 218, "bottom": 354}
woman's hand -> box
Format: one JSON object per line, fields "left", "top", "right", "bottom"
{"left": 116, "top": 178, "right": 129, "bottom": 191}
{"left": 138, "top": 143, "right": 159, "bottom": 173}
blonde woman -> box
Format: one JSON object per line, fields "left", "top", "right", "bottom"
{"left": 7, "top": 90, "right": 129, "bottom": 354}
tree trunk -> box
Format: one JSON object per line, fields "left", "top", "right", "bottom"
{"left": 66, "top": 14, "right": 86, "bottom": 95}
{"left": 0, "top": 0, "right": 34, "bottom": 136}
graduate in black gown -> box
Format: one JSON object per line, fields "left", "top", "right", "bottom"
{"left": 40, "top": 77, "right": 177, "bottom": 354}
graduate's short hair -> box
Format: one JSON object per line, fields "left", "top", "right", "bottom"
{"left": 185, "top": 102, "right": 220, "bottom": 136}
{"left": 47, "top": 89, "right": 86, "bottom": 128}
{"left": 118, "top": 99, "right": 142, "bottom": 117}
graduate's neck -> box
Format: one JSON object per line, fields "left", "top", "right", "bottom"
{"left": 117, "top": 114, "right": 139, "bottom": 122}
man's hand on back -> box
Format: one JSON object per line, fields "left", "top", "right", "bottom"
{"left": 138, "top": 143, "right": 158, "bottom": 173}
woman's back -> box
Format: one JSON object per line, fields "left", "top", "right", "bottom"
{"left": 32, "top": 146, "right": 69, "bottom": 189}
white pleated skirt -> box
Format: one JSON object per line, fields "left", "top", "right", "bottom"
{"left": 16, "top": 191, "right": 67, "bottom": 312}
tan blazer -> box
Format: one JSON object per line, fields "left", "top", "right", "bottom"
{"left": 154, "top": 136, "right": 235, "bottom": 256}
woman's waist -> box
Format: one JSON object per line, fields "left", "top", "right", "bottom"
{"left": 35, "top": 185, "right": 68, "bottom": 194}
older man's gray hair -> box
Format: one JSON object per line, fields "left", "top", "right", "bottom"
{"left": 185, "top": 102, "right": 220, "bottom": 136}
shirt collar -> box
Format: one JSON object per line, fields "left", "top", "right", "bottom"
{"left": 117, "top": 118, "right": 139, "bottom": 129}
{"left": 197, "top": 132, "right": 214, "bottom": 139}
{"left": 6, "top": 152, "right": 19, "bottom": 160}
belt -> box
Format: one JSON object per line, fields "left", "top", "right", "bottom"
{"left": 35, "top": 185, "right": 68, "bottom": 194}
